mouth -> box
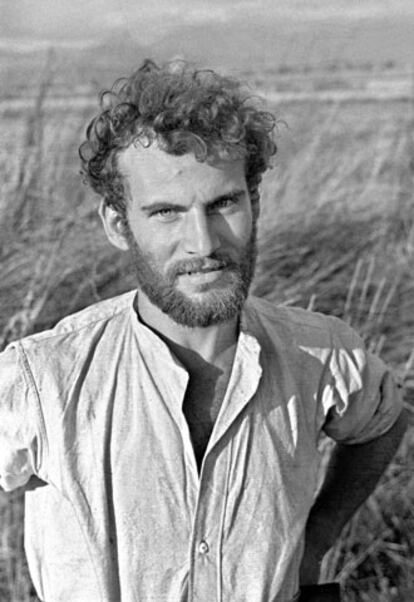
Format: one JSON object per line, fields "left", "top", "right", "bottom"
{"left": 183, "top": 267, "right": 225, "bottom": 276}
{"left": 177, "top": 268, "right": 227, "bottom": 286}
{"left": 176, "top": 259, "right": 229, "bottom": 277}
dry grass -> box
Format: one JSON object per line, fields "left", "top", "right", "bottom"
{"left": 0, "top": 62, "right": 413, "bottom": 600}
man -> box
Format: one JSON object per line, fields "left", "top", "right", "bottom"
{"left": 0, "top": 59, "right": 406, "bottom": 602}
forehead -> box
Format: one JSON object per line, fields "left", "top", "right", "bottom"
{"left": 117, "top": 141, "right": 246, "bottom": 202}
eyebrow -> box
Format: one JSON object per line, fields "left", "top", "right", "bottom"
{"left": 140, "top": 189, "right": 246, "bottom": 214}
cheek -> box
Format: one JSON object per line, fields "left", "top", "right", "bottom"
{"left": 127, "top": 215, "right": 172, "bottom": 254}
{"left": 132, "top": 228, "right": 181, "bottom": 271}
{"left": 223, "top": 211, "right": 253, "bottom": 247}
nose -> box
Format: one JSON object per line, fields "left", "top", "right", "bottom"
{"left": 183, "top": 209, "right": 220, "bottom": 256}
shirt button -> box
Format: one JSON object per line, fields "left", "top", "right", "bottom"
{"left": 198, "top": 540, "right": 209, "bottom": 554}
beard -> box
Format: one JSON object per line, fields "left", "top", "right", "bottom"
{"left": 126, "top": 225, "right": 257, "bottom": 328}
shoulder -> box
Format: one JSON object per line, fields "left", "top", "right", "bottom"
{"left": 5, "top": 290, "right": 136, "bottom": 358}
{"left": 246, "top": 295, "right": 361, "bottom": 350}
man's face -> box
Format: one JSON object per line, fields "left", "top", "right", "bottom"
{"left": 117, "top": 142, "right": 256, "bottom": 327}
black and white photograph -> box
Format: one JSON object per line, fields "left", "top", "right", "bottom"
{"left": 0, "top": 1, "right": 413, "bottom": 601}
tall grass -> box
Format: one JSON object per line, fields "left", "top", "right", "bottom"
{"left": 0, "top": 63, "right": 413, "bottom": 600}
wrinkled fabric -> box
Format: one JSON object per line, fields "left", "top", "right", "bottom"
{"left": 0, "top": 291, "right": 402, "bottom": 602}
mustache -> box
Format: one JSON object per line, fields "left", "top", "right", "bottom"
{"left": 168, "top": 253, "right": 237, "bottom": 278}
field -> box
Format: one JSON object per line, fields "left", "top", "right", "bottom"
{"left": 0, "top": 48, "right": 414, "bottom": 601}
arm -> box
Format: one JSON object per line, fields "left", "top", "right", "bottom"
{"left": 299, "top": 409, "right": 408, "bottom": 586}
{"left": 0, "top": 345, "right": 44, "bottom": 493}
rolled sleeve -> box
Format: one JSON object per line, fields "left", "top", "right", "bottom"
{"left": 321, "top": 318, "right": 403, "bottom": 445}
{"left": 0, "top": 343, "right": 45, "bottom": 491}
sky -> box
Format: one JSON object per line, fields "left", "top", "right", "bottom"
{"left": 2, "top": 0, "right": 414, "bottom": 48}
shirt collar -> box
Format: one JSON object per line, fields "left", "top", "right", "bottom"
{"left": 128, "top": 292, "right": 261, "bottom": 367}
{"left": 128, "top": 293, "right": 263, "bottom": 450}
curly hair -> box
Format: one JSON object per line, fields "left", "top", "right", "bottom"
{"left": 79, "top": 59, "right": 277, "bottom": 217}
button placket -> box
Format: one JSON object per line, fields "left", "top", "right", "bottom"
{"left": 187, "top": 333, "right": 262, "bottom": 601}
{"left": 188, "top": 453, "right": 225, "bottom": 601}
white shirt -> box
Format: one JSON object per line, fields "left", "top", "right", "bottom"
{"left": 0, "top": 292, "right": 402, "bottom": 602}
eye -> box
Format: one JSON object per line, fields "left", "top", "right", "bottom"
{"left": 215, "top": 198, "right": 234, "bottom": 209}
{"left": 208, "top": 196, "right": 239, "bottom": 214}
{"left": 151, "top": 207, "right": 180, "bottom": 222}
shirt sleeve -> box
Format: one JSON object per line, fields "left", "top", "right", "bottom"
{"left": 321, "top": 316, "right": 403, "bottom": 444}
{"left": 0, "top": 343, "right": 45, "bottom": 491}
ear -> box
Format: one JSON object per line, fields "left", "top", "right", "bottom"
{"left": 98, "top": 200, "right": 129, "bottom": 251}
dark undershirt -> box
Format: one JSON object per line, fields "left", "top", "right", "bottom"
{"left": 182, "top": 364, "right": 232, "bottom": 472}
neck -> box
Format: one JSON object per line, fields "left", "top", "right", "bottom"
{"left": 135, "top": 291, "right": 240, "bottom": 364}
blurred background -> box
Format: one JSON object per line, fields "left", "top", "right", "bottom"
{"left": 0, "top": 1, "right": 413, "bottom": 600}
